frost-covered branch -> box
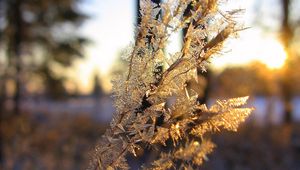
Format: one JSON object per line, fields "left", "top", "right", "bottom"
{"left": 88, "top": 0, "right": 253, "bottom": 169}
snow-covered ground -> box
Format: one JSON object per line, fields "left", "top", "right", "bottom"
{"left": 21, "top": 96, "right": 114, "bottom": 122}
{"left": 250, "top": 96, "right": 300, "bottom": 124}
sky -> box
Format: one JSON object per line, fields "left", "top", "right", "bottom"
{"left": 73, "top": 0, "right": 287, "bottom": 93}
{"left": 72, "top": 0, "right": 135, "bottom": 93}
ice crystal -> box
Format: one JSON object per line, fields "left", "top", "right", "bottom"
{"left": 88, "top": 0, "right": 253, "bottom": 169}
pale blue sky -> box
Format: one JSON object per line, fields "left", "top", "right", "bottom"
{"left": 72, "top": 0, "right": 135, "bottom": 91}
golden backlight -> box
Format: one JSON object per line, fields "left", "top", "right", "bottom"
{"left": 73, "top": 0, "right": 288, "bottom": 94}
{"left": 255, "top": 39, "right": 287, "bottom": 69}
{"left": 212, "top": 30, "right": 287, "bottom": 70}
{"left": 74, "top": 35, "right": 288, "bottom": 93}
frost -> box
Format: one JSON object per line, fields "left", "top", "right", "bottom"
{"left": 89, "top": 0, "right": 252, "bottom": 170}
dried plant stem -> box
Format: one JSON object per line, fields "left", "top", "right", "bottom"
{"left": 89, "top": 1, "right": 253, "bottom": 169}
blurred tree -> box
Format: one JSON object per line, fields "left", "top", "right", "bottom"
{"left": 0, "top": 0, "right": 88, "bottom": 114}
{"left": 183, "top": 2, "right": 211, "bottom": 104}
{"left": 135, "top": 0, "right": 162, "bottom": 111}
{"left": 279, "top": 0, "right": 300, "bottom": 123}
{"left": 213, "top": 62, "right": 278, "bottom": 98}
{"left": 214, "top": 67, "right": 254, "bottom": 97}
{"left": 249, "top": 62, "right": 279, "bottom": 96}
{"left": 136, "top": 0, "right": 162, "bottom": 86}
{"left": 255, "top": 0, "right": 300, "bottom": 123}
{"left": 92, "top": 73, "right": 104, "bottom": 98}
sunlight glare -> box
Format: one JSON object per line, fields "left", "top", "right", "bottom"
{"left": 212, "top": 29, "right": 287, "bottom": 70}
{"left": 259, "top": 40, "right": 287, "bottom": 69}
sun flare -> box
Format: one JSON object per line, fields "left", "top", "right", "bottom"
{"left": 257, "top": 39, "right": 287, "bottom": 69}
{"left": 212, "top": 29, "right": 288, "bottom": 70}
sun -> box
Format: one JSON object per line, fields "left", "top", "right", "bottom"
{"left": 256, "top": 39, "right": 287, "bottom": 69}
{"left": 211, "top": 29, "right": 288, "bottom": 70}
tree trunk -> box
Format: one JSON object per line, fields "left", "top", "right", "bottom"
{"left": 8, "top": 0, "right": 23, "bottom": 115}
{"left": 283, "top": 97, "right": 292, "bottom": 123}
{"left": 0, "top": 76, "right": 4, "bottom": 165}
{"left": 183, "top": 3, "right": 211, "bottom": 104}
{"left": 280, "top": 0, "right": 293, "bottom": 124}
{"left": 136, "top": 0, "right": 141, "bottom": 26}
{"left": 196, "top": 68, "right": 211, "bottom": 104}
{"left": 0, "top": 78, "right": 4, "bottom": 113}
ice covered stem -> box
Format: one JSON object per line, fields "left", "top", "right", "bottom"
{"left": 89, "top": 0, "right": 253, "bottom": 169}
